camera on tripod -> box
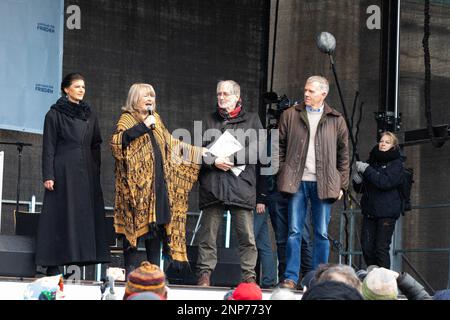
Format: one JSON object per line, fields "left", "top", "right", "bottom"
{"left": 262, "top": 92, "right": 297, "bottom": 129}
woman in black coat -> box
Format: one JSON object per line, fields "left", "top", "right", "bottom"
{"left": 353, "top": 131, "right": 404, "bottom": 269}
{"left": 35, "top": 73, "right": 110, "bottom": 275}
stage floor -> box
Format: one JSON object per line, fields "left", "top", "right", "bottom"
{"left": 0, "top": 277, "right": 303, "bottom": 300}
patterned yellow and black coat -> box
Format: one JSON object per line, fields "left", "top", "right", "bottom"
{"left": 110, "top": 111, "right": 202, "bottom": 263}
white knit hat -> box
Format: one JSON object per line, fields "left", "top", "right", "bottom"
{"left": 362, "top": 267, "right": 398, "bottom": 300}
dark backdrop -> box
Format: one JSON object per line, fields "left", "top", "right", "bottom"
{"left": 0, "top": 0, "right": 270, "bottom": 235}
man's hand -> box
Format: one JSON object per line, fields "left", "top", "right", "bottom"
{"left": 44, "top": 180, "right": 55, "bottom": 191}
{"left": 256, "top": 203, "right": 265, "bottom": 214}
{"left": 214, "top": 157, "right": 233, "bottom": 171}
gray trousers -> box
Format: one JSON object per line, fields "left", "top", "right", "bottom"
{"left": 196, "top": 204, "right": 257, "bottom": 281}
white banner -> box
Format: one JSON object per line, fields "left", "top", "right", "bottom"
{"left": 0, "top": 151, "right": 3, "bottom": 232}
{"left": 0, "top": 0, "right": 64, "bottom": 134}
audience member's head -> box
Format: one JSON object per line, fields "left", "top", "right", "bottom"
{"left": 356, "top": 269, "right": 368, "bottom": 281}
{"left": 313, "top": 263, "right": 336, "bottom": 280}
{"left": 362, "top": 267, "right": 398, "bottom": 300}
{"left": 433, "top": 289, "right": 450, "bottom": 300}
{"left": 367, "top": 265, "right": 380, "bottom": 273}
{"left": 123, "top": 261, "right": 167, "bottom": 300}
{"left": 231, "top": 282, "right": 262, "bottom": 300}
{"left": 301, "top": 270, "right": 317, "bottom": 292}
{"left": 270, "top": 288, "right": 297, "bottom": 300}
{"left": 317, "top": 264, "right": 362, "bottom": 293}
{"left": 301, "top": 280, "right": 364, "bottom": 300}
{"left": 127, "top": 292, "right": 162, "bottom": 300}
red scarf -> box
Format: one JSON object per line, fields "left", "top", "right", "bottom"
{"left": 217, "top": 99, "right": 243, "bottom": 119}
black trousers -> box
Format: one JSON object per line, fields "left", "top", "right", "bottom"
{"left": 360, "top": 215, "right": 397, "bottom": 269}
{"left": 123, "top": 237, "right": 161, "bottom": 276}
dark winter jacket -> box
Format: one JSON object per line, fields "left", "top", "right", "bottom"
{"left": 354, "top": 146, "right": 404, "bottom": 219}
{"left": 397, "top": 272, "right": 432, "bottom": 300}
{"left": 199, "top": 109, "right": 264, "bottom": 210}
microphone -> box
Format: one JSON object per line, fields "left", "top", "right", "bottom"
{"left": 147, "top": 105, "right": 156, "bottom": 130}
{"left": 316, "top": 31, "right": 336, "bottom": 54}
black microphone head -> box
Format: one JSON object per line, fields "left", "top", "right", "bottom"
{"left": 316, "top": 31, "right": 336, "bottom": 54}
{"left": 147, "top": 104, "right": 154, "bottom": 113}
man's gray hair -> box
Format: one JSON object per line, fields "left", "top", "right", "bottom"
{"left": 306, "top": 76, "right": 329, "bottom": 94}
{"left": 317, "top": 264, "right": 362, "bottom": 292}
{"left": 217, "top": 80, "right": 240, "bottom": 96}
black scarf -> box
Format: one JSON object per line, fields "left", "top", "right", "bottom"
{"left": 368, "top": 145, "right": 401, "bottom": 164}
{"left": 51, "top": 97, "right": 91, "bottom": 120}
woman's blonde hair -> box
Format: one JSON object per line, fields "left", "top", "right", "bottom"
{"left": 380, "top": 131, "right": 399, "bottom": 148}
{"left": 122, "top": 83, "right": 156, "bottom": 113}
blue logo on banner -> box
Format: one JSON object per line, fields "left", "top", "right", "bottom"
{"left": 35, "top": 84, "right": 54, "bottom": 94}
{"left": 37, "top": 23, "right": 55, "bottom": 33}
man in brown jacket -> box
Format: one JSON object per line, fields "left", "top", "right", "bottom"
{"left": 277, "top": 76, "right": 349, "bottom": 289}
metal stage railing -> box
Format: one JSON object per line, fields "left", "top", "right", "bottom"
{"left": 338, "top": 203, "right": 450, "bottom": 292}
{"left": 1, "top": 197, "right": 233, "bottom": 283}
{"left": 2, "top": 197, "right": 449, "bottom": 290}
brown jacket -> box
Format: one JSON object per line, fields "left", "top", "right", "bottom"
{"left": 277, "top": 102, "right": 349, "bottom": 199}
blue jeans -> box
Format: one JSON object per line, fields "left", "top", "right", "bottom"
{"left": 254, "top": 208, "right": 277, "bottom": 288}
{"left": 267, "top": 191, "right": 313, "bottom": 281}
{"left": 284, "top": 181, "right": 332, "bottom": 284}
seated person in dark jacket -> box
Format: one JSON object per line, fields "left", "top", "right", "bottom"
{"left": 353, "top": 131, "right": 404, "bottom": 269}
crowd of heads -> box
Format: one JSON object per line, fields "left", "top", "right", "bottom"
{"left": 24, "top": 261, "right": 449, "bottom": 300}
{"left": 117, "top": 261, "right": 450, "bottom": 301}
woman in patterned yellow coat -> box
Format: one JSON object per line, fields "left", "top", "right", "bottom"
{"left": 111, "top": 83, "right": 206, "bottom": 274}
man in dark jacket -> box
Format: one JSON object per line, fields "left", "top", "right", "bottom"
{"left": 196, "top": 80, "right": 264, "bottom": 286}
{"left": 277, "top": 76, "right": 349, "bottom": 289}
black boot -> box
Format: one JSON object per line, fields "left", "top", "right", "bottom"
{"left": 46, "top": 266, "right": 62, "bottom": 276}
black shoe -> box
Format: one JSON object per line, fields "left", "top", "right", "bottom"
{"left": 46, "top": 266, "right": 62, "bottom": 276}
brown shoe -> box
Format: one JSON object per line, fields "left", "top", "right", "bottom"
{"left": 242, "top": 276, "right": 257, "bottom": 284}
{"left": 197, "top": 271, "right": 211, "bottom": 286}
{"left": 279, "top": 279, "right": 296, "bottom": 289}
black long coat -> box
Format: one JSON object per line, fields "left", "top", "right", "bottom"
{"left": 35, "top": 97, "right": 110, "bottom": 267}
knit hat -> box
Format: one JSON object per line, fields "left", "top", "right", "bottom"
{"left": 362, "top": 267, "right": 398, "bottom": 300}
{"left": 127, "top": 292, "right": 162, "bottom": 300}
{"left": 123, "top": 261, "right": 166, "bottom": 300}
{"left": 301, "top": 281, "right": 363, "bottom": 300}
{"left": 231, "top": 282, "right": 262, "bottom": 300}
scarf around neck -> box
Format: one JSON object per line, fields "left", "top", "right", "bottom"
{"left": 368, "top": 145, "right": 401, "bottom": 164}
{"left": 217, "top": 99, "right": 243, "bottom": 120}
{"left": 51, "top": 97, "right": 91, "bottom": 120}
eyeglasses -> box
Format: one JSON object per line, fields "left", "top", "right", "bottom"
{"left": 217, "top": 92, "right": 235, "bottom": 98}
